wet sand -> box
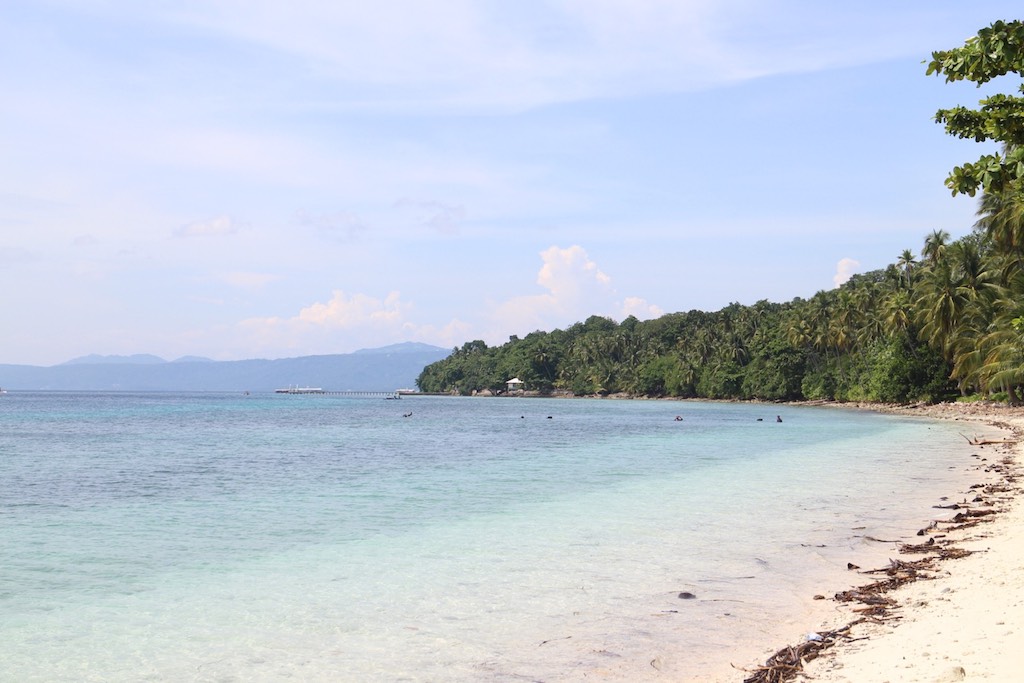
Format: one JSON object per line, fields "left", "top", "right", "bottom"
{"left": 743, "top": 402, "right": 1024, "bottom": 682}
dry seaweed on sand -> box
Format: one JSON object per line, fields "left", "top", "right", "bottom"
{"left": 940, "top": 508, "right": 1001, "bottom": 532}
{"left": 741, "top": 554, "right": 945, "bottom": 682}
{"left": 835, "top": 557, "right": 937, "bottom": 603}
{"left": 741, "top": 517, "right": 982, "bottom": 682}
{"left": 739, "top": 623, "right": 864, "bottom": 683}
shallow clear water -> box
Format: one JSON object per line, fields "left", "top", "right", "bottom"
{"left": 0, "top": 393, "right": 979, "bottom": 681}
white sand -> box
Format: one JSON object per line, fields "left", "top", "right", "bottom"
{"left": 760, "top": 405, "right": 1024, "bottom": 683}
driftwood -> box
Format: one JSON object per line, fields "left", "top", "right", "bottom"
{"left": 959, "top": 432, "right": 1017, "bottom": 445}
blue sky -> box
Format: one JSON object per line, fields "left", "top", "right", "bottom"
{"left": 2, "top": 1, "right": 1020, "bottom": 365}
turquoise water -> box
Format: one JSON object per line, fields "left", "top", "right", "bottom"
{"left": 0, "top": 393, "right": 978, "bottom": 681}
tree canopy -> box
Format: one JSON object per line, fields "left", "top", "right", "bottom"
{"left": 928, "top": 19, "right": 1024, "bottom": 196}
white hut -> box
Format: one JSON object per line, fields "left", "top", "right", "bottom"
{"left": 505, "top": 377, "right": 524, "bottom": 393}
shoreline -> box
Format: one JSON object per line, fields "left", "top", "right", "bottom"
{"left": 740, "top": 402, "right": 1024, "bottom": 682}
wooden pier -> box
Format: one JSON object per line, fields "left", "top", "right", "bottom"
{"left": 275, "top": 388, "right": 402, "bottom": 399}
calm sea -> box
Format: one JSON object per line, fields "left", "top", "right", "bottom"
{"left": 0, "top": 392, "right": 980, "bottom": 681}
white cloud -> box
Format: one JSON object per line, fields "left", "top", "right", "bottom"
{"left": 488, "top": 245, "right": 610, "bottom": 331}
{"left": 235, "top": 289, "right": 418, "bottom": 356}
{"left": 226, "top": 245, "right": 663, "bottom": 358}
{"left": 486, "top": 245, "right": 660, "bottom": 339}
{"left": 621, "top": 296, "right": 664, "bottom": 320}
{"left": 175, "top": 215, "right": 238, "bottom": 238}
{"left": 297, "top": 290, "right": 408, "bottom": 326}
{"left": 537, "top": 244, "right": 610, "bottom": 292}
{"left": 833, "top": 257, "right": 860, "bottom": 287}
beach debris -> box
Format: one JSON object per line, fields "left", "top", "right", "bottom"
{"left": 959, "top": 432, "right": 1017, "bottom": 445}
{"left": 936, "top": 665, "right": 967, "bottom": 682}
{"left": 746, "top": 543, "right": 973, "bottom": 681}
{"left": 538, "top": 635, "right": 572, "bottom": 646}
{"left": 739, "top": 623, "right": 861, "bottom": 683}
{"left": 899, "top": 538, "right": 936, "bottom": 553}
{"left": 942, "top": 508, "right": 1000, "bottom": 532}
{"left": 834, "top": 589, "right": 899, "bottom": 608}
{"left": 862, "top": 535, "right": 900, "bottom": 543}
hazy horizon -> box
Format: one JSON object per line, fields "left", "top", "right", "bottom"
{"left": 4, "top": 341, "right": 451, "bottom": 369}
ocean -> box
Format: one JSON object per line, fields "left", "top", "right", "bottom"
{"left": 0, "top": 392, "right": 979, "bottom": 681}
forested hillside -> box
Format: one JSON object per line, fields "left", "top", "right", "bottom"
{"left": 417, "top": 20, "right": 1024, "bottom": 404}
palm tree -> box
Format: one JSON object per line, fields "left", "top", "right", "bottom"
{"left": 896, "top": 249, "right": 918, "bottom": 288}
{"left": 915, "top": 259, "right": 967, "bottom": 358}
{"left": 922, "top": 229, "right": 951, "bottom": 266}
{"left": 975, "top": 188, "right": 1024, "bottom": 257}
{"left": 881, "top": 289, "right": 914, "bottom": 338}
{"left": 978, "top": 313, "right": 1024, "bottom": 404}
{"left": 785, "top": 316, "right": 812, "bottom": 349}
{"left": 975, "top": 188, "right": 1024, "bottom": 288}
{"left": 855, "top": 285, "right": 885, "bottom": 349}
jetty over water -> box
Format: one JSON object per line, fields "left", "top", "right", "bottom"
{"left": 274, "top": 388, "right": 402, "bottom": 399}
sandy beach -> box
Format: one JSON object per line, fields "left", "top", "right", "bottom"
{"left": 743, "top": 402, "right": 1024, "bottom": 683}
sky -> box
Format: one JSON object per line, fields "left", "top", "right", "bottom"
{"left": 2, "top": 1, "right": 1021, "bottom": 366}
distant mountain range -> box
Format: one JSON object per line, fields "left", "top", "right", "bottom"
{"left": 0, "top": 343, "right": 451, "bottom": 391}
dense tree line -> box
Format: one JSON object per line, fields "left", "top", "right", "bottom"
{"left": 418, "top": 20, "right": 1024, "bottom": 404}
{"left": 417, "top": 218, "right": 1022, "bottom": 402}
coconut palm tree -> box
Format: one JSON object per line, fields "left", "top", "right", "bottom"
{"left": 977, "top": 312, "right": 1024, "bottom": 404}
{"left": 896, "top": 249, "right": 918, "bottom": 288}
{"left": 915, "top": 259, "right": 967, "bottom": 358}
{"left": 922, "top": 229, "right": 951, "bottom": 266}
{"left": 975, "top": 188, "right": 1024, "bottom": 257}
{"left": 882, "top": 289, "right": 914, "bottom": 338}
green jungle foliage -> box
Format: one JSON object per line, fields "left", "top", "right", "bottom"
{"left": 418, "top": 20, "right": 1024, "bottom": 404}
{"left": 928, "top": 19, "right": 1024, "bottom": 197}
